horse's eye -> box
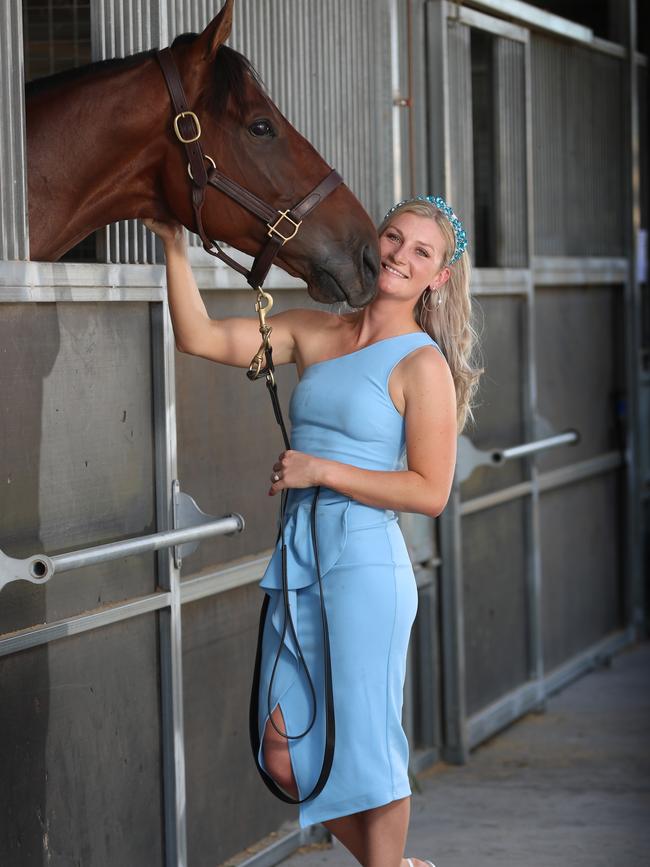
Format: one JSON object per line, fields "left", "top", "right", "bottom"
{"left": 249, "top": 119, "right": 275, "bottom": 138}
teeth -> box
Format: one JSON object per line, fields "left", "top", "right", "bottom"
{"left": 383, "top": 263, "right": 407, "bottom": 278}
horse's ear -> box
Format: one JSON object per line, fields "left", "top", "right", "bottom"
{"left": 195, "top": 0, "right": 235, "bottom": 62}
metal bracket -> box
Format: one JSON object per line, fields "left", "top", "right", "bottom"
{"left": 457, "top": 419, "right": 580, "bottom": 483}
{"left": 171, "top": 479, "right": 235, "bottom": 569}
{"left": 0, "top": 480, "right": 244, "bottom": 592}
{"left": 0, "top": 549, "right": 55, "bottom": 592}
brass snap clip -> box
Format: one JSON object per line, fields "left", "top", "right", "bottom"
{"left": 254, "top": 289, "right": 274, "bottom": 329}
{"left": 247, "top": 290, "right": 275, "bottom": 381}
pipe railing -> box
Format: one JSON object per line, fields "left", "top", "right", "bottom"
{"left": 457, "top": 429, "right": 580, "bottom": 483}
{"left": 0, "top": 483, "right": 244, "bottom": 592}
{"left": 491, "top": 429, "right": 580, "bottom": 464}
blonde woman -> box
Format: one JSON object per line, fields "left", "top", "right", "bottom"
{"left": 144, "top": 195, "right": 482, "bottom": 867}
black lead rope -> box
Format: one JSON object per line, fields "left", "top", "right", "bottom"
{"left": 248, "top": 344, "right": 336, "bottom": 804}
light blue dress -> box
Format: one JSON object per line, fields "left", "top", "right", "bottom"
{"left": 255, "top": 330, "right": 444, "bottom": 828}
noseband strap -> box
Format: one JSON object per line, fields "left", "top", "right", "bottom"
{"left": 155, "top": 47, "right": 342, "bottom": 292}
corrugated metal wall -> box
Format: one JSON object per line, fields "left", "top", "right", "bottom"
{"left": 92, "top": 0, "right": 163, "bottom": 263}
{"left": 494, "top": 37, "right": 527, "bottom": 267}
{"left": 531, "top": 34, "right": 626, "bottom": 257}
{"left": 0, "top": 0, "right": 29, "bottom": 260}
{"left": 447, "top": 19, "right": 475, "bottom": 262}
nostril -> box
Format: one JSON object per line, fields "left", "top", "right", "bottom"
{"left": 361, "top": 244, "right": 379, "bottom": 285}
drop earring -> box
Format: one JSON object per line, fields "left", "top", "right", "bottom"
{"left": 421, "top": 286, "right": 442, "bottom": 312}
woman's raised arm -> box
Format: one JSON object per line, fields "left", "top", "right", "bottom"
{"left": 143, "top": 217, "right": 298, "bottom": 368}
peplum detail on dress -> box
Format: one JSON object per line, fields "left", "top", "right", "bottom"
{"left": 258, "top": 495, "right": 350, "bottom": 665}
{"left": 259, "top": 496, "right": 351, "bottom": 592}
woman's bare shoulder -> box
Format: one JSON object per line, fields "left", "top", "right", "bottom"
{"left": 279, "top": 307, "right": 350, "bottom": 329}
{"left": 285, "top": 308, "right": 357, "bottom": 375}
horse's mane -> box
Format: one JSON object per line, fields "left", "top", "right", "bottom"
{"left": 25, "top": 35, "right": 266, "bottom": 119}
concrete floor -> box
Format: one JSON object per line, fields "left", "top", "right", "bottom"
{"left": 278, "top": 639, "right": 650, "bottom": 867}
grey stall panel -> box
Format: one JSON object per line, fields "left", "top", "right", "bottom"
{"left": 0, "top": 614, "right": 164, "bottom": 867}
{"left": 540, "top": 472, "right": 624, "bottom": 673}
{"left": 182, "top": 584, "right": 296, "bottom": 866}
{"left": 176, "top": 290, "right": 322, "bottom": 577}
{"left": 535, "top": 286, "right": 625, "bottom": 473}
{"left": 531, "top": 35, "right": 625, "bottom": 257}
{"left": 462, "top": 499, "right": 529, "bottom": 717}
{"left": 460, "top": 296, "right": 526, "bottom": 501}
{"left": 0, "top": 302, "right": 156, "bottom": 633}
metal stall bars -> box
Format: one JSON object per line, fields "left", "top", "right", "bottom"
{"left": 425, "top": 0, "right": 641, "bottom": 766}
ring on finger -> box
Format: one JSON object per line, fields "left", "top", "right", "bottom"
{"left": 272, "top": 472, "right": 280, "bottom": 482}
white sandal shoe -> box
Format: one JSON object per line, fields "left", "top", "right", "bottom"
{"left": 406, "top": 861, "right": 437, "bottom": 867}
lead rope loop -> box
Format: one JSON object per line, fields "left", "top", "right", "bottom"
{"left": 247, "top": 287, "right": 336, "bottom": 804}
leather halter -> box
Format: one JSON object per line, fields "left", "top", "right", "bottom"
{"left": 155, "top": 47, "right": 342, "bottom": 297}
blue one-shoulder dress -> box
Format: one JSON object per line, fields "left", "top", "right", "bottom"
{"left": 255, "top": 330, "right": 445, "bottom": 828}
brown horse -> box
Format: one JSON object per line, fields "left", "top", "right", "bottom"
{"left": 25, "top": 0, "right": 378, "bottom": 306}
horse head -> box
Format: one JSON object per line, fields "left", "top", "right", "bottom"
{"left": 154, "top": 0, "right": 379, "bottom": 306}
{"left": 25, "top": 1, "right": 379, "bottom": 307}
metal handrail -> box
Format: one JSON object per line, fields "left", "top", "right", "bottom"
{"left": 457, "top": 428, "right": 580, "bottom": 483}
{"left": 491, "top": 429, "right": 580, "bottom": 464}
{"left": 0, "top": 483, "right": 245, "bottom": 592}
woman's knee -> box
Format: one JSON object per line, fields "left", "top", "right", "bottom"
{"left": 262, "top": 704, "right": 299, "bottom": 797}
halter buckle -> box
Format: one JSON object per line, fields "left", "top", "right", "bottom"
{"left": 267, "top": 211, "right": 302, "bottom": 244}
{"left": 173, "top": 111, "right": 202, "bottom": 143}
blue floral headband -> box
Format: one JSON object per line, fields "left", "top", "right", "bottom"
{"left": 382, "top": 194, "right": 469, "bottom": 265}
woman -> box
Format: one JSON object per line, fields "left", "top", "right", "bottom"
{"left": 144, "top": 194, "right": 482, "bottom": 867}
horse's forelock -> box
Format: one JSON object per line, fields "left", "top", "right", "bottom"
{"left": 211, "top": 45, "right": 267, "bottom": 121}
{"left": 170, "top": 33, "right": 266, "bottom": 120}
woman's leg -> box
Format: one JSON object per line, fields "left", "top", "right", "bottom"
{"left": 263, "top": 708, "right": 371, "bottom": 864}
{"left": 322, "top": 813, "right": 367, "bottom": 864}
{"left": 357, "top": 796, "right": 411, "bottom": 867}
{"left": 262, "top": 703, "right": 299, "bottom": 798}
{"left": 263, "top": 714, "right": 419, "bottom": 867}
{"left": 324, "top": 799, "right": 432, "bottom": 867}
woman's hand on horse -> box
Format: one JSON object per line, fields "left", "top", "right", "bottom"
{"left": 269, "top": 450, "right": 324, "bottom": 496}
{"left": 141, "top": 217, "right": 185, "bottom": 249}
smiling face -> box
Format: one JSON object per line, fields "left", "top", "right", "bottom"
{"left": 378, "top": 211, "right": 451, "bottom": 304}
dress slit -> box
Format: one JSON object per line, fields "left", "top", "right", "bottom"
{"left": 257, "top": 697, "right": 302, "bottom": 800}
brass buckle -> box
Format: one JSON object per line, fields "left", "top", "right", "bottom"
{"left": 173, "top": 111, "right": 201, "bottom": 143}
{"left": 267, "top": 211, "right": 302, "bottom": 244}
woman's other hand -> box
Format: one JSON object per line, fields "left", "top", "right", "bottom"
{"left": 269, "top": 450, "right": 326, "bottom": 495}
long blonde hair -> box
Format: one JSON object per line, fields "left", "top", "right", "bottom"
{"left": 339, "top": 200, "right": 484, "bottom": 434}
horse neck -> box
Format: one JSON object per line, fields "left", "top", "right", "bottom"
{"left": 27, "top": 58, "right": 169, "bottom": 260}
